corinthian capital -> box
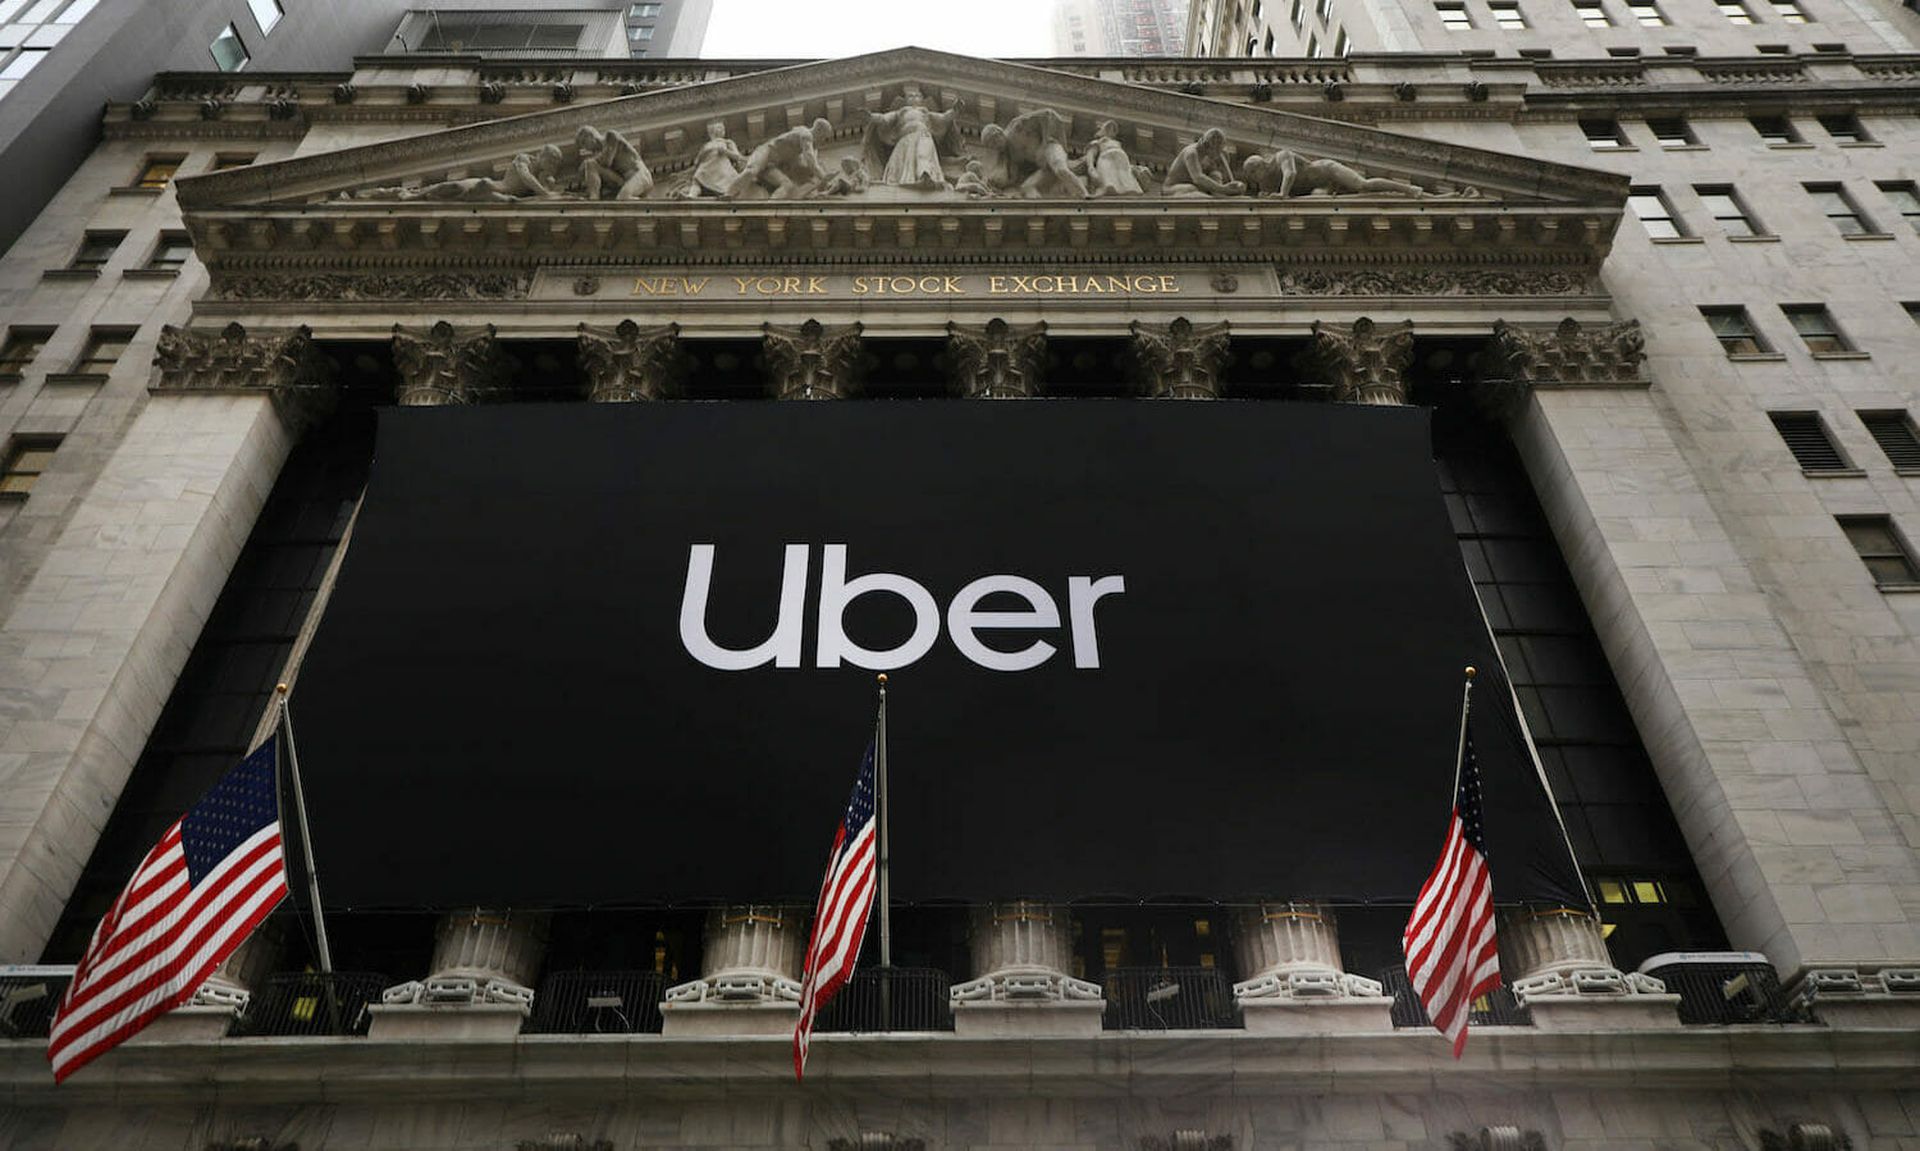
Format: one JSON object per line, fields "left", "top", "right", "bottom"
{"left": 155, "top": 322, "right": 336, "bottom": 433}
{"left": 1129, "top": 317, "right": 1229, "bottom": 399}
{"left": 390, "top": 321, "right": 511, "bottom": 406}
{"left": 946, "top": 319, "right": 1048, "bottom": 398}
{"left": 577, "top": 320, "right": 686, "bottom": 402}
{"left": 763, "top": 320, "right": 864, "bottom": 400}
{"left": 1476, "top": 317, "right": 1647, "bottom": 419}
{"left": 1307, "top": 317, "right": 1414, "bottom": 406}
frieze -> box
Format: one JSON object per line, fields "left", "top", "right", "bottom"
{"left": 1277, "top": 267, "right": 1597, "bottom": 297}
{"left": 212, "top": 271, "right": 531, "bottom": 302}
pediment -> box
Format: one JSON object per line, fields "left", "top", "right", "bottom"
{"left": 175, "top": 47, "right": 1628, "bottom": 287}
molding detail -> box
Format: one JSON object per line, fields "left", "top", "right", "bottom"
{"left": 1447, "top": 1129, "right": 1547, "bottom": 1151}
{"left": 946, "top": 319, "right": 1048, "bottom": 398}
{"left": 763, "top": 320, "right": 864, "bottom": 400}
{"left": 213, "top": 271, "right": 531, "bottom": 302}
{"left": 1501, "top": 909, "right": 1668, "bottom": 1001}
{"left": 1477, "top": 317, "right": 1648, "bottom": 417}
{"left": 1277, "top": 268, "right": 1597, "bottom": 296}
{"left": 1141, "top": 1134, "right": 1233, "bottom": 1151}
{"left": 153, "top": 322, "right": 337, "bottom": 432}
{"left": 1307, "top": 317, "right": 1414, "bottom": 405}
{"left": 391, "top": 321, "right": 512, "bottom": 406}
{"left": 576, "top": 320, "right": 687, "bottom": 401}
{"left": 1129, "top": 317, "right": 1229, "bottom": 399}
{"left": 828, "top": 1136, "right": 926, "bottom": 1151}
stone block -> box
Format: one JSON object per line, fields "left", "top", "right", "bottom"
{"left": 659, "top": 999, "right": 799, "bottom": 1036}
{"left": 365, "top": 1002, "right": 529, "bottom": 1040}
{"left": 1523, "top": 995, "right": 1683, "bottom": 1031}
{"left": 123, "top": 1004, "right": 239, "bottom": 1043}
{"left": 951, "top": 999, "right": 1106, "bottom": 1037}
{"left": 1237, "top": 997, "right": 1396, "bottom": 1035}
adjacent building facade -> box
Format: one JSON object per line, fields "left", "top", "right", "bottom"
{"left": 0, "top": 6, "right": 1917, "bottom": 1148}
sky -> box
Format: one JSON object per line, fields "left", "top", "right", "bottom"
{"left": 701, "top": 0, "right": 1056, "bottom": 59}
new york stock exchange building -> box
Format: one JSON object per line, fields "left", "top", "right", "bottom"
{"left": 3, "top": 26, "right": 1920, "bottom": 1151}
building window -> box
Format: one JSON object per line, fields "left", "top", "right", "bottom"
{"left": 1488, "top": 0, "right": 1528, "bottom": 26}
{"left": 0, "top": 328, "right": 53, "bottom": 377}
{"left": 1627, "top": 0, "right": 1667, "bottom": 23}
{"left": 628, "top": 24, "right": 654, "bottom": 40}
{"left": 1860, "top": 411, "right": 1920, "bottom": 470}
{"left": 132, "top": 155, "right": 183, "bottom": 190}
{"left": 245, "top": 0, "right": 282, "bottom": 34}
{"left": 0, "top": 436, "right": 61, "bottom": 497}
{"left": 1695, "top": 186, "right": 1763, "bottom": 236}
{"left": 69, "top": 327, "right": 133, "bottom": 375}
{"left": 1876, "top": 181, "right": 1920, "bottom": 233}
{"left": 1332, "top": 26, "right": 1349, "bottom": 52}
{"left": 1573, "top": 0, "right": 1613, "bottom": 25}
{"left": 0, "top": 47, "right": 51, "bottom": 98}
{"left": 1770, "top": 0, "right": 1810, "bottom": 19}
{"left": 1436, "top": 1, "right": 1473, "bottom": 28}
{"left": 1307, "top": 32, "right": 1321, "bottom": 53}
{"left": 212, "top": 152, "right": 256, "bottom": 170}
{"left": 1291, "top": 0, "right": 1305, "bottom": 28}
{"left": 145, "top": 231, "right": 193, "bottom": 271}
{"left": 1715, "top": 0, "right": 1755, "bottom": 19}
{"left": 1646, "top": 117, "right": 1695, "bottom": 147}
{"left": 1700, "top": 306, "right": 1770, "bottom": 355}
{"left": 55, "top": 0, "right": 101, "bottom": 23}
{"left": 1817, "top": 113, "right": 1869, "bottom": 144}
{"left": 1629, "top": 187, "right": 1685, "bottom": 238}
{"left": 1906, "top": 302, "right": 1920, "bottom": 325}
{"left": 629, "top": 1, "right": 661, "bottom": 13}
{"left": 1839, "top": 516, "right": 1920, "bottom": 587}
{"left": 209, "top": 23, "right": 249, "bottom": 71}
{"left": 67, "top": 230, "right": 124, "bottom": 272}
{"left": 1768, "top": 411, "right": 1850, "bottom": 472}
{"left": 1805, "top": 184, "right": 1875, "bottom": 235}
{"left": 1581, "top": 117, "right": 1628, "bottom": 149}
{"left": 1317, "top": 0, "right": 1334, "bottom": 21}
{"left": 1781, "top": 304, "right": 1853, "bottom": 354}
{"left": 1750, "top": 114, "right": 1800, "bottom": 144}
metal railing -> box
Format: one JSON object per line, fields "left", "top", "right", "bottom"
{"left": 1639, "top": 954, "right": 1804, "bottom": 1025}
{"left": 814, "top": 967, "right": 954, "bottom": 1033}
{"left": 1379, "top": 966, "right": 1532, "bottom": 1028}
{"left": 238, "top": 972, "right": 387, "bottom": 1037}
{"left": 0, "top": 966, "right": 73, "bottom": 1039}
{"left": 1103, "top": 966, "right": 1241, "bottom": 1030}
{"left": 527, "top": 970, "right": 666, "bottom": 1035}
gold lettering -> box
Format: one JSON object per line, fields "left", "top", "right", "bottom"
{"left": 732, "top": 276, "right": 755, "bottom": 295}
{"left": 1160, "top": 275, "right": 1180, "bottom": 294}
{"left": 807, "top": 276, "right": 826, "bottom": 294}
{"left": 1081, "top": 276, "right": 1105, "bottom": 294}
{"left": 683, "top": 277, "right": 709, "bottom": 295}
{"left": 1105, "top": 276, "right": 1128, "bottom": 293}
{"left": 1137, "top": 276, "right": 1159, "bottom": 294}
{"left": 782, "top": 276, "right": 801, "bottom": 295}
{"left": 944, "top": 276, "right": 964, "bottom": 294}
{"left": 1010, "top": 275, "right": 1034, "bottom": 293}
{"left": 989, "top": 276, "right": 1009, "bottom": 294}
{"left": 890, "top": 277, "right": 916, "bottom": 295}
{"left": 1033, "top": 276, "right": 1056, "bottom": 293}
{"left": 852, "top": 277, "right": 871, "bottom": 296}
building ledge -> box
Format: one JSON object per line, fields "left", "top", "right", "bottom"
{"left": 40, "top": 268, "right": 101, "bottom": 281}
{"left": 1726, "top": 234, "right": 1781, "bottom": 243}
{"left": 1811, "top": 351, "right": 1872, "bottom": 360}
{"left": 108, "top": 186, "right": 167, "bottom": 198}
{"left": 122, "top": 267, "right": 183, "bottom": 280}
{"left": 1842, "top": 232, "right": 1896, "bottom": 241}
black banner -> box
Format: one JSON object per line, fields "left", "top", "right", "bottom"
{"left": 295, "top": 401, "right": 1587, "bottom": 909}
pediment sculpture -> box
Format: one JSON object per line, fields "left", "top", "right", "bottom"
{"left": 862, "top": 85, "right": 966, "bottom": 191}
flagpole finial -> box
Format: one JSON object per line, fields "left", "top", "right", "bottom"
{"left": 1464, "top": 666, "right": 1477, "bottom": 680}
{"left": 877, "top": 673, "right": 888, "bottom": 685}
{"left": 275, "top": 682, "right": 290, "bottom": 695}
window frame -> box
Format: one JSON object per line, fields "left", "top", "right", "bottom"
{"left": 1580, "top": 117, "right": 1630, "bottom": 150}
{"left": 1572, "top": 0, "right": 1613, "bottom": 26}
{"left": 1876, "top": 180, "right": 1920, "bottom": 233}
{"left": 0, "top": 434, "right": 62, "bottom": 499}
{"left": 1750, "top": 114, "right": 1801, "bottom": 145}
{"left": 131, "top": 154, "right": 184, "bottom": 190}
{"left": 1488, "top": 0, "right": 1528, "bottom": 26}
{"left": 1435, "top": 1, "right": 1474, "bottom": 28}
{"left": 1817, "top": 112, "right": 1870, "bottom": 144}
{"left": 209, "top": 22, "right": 250, "bottom": 71}
{"left": 1767, "top": 410, "right": 1853, "bottom": 473}
{"left": 1646, "top": 116, "right": 1697, "bottom": 148}
{"left": 1805, "top": 183, "right": 1878, "bottom": 236}
{"left": 1715, "top": 0, "right": 1756, "bottom": 20}
{"left": 0, "top": 327, "right": 54, "bottom": 377}
{"left": 1838, "top": 515, "right": 1920, "bottom": 589}
{"left": 1781, "top": 303, "right": 1856, "bottom": 355}
{"left": 144, "top": 231, "right": 193, "bottom": 272}
{"left": 1699, "top": 306, "right": 1773, "bottom": 356}
{"left": 67, "top": 327, "right": 135, "bottom": 376}
{"left": 1770, "top": 0, "right": 1810, "bottom": 21}
{"left": 1859, "top": 410, "right": 1920, "bottom": 471}
{"left": 244, "top": 0, "right": 282, "bottom": 34}
{"left": 1626, "top": 0, "right": 1668, "bottom": 24}
{"left": 1628, "top": 186, "right": 1687, "bottom": 239}
{"left": 66, "top": 229, "right": 125, "bottom": 272}
{"left": 1694, "top": 184, "right": 1765, "bottom": 237}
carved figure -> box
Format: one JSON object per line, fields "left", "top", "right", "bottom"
{"left": 814, "top": 157, "right": 870, "bottom": 197}
{"left": 1163, "top": 129, "right": 1245, "bottom": 198}
{"left": 953, "top": 159, "right": 996, "bottom": 198}
{"left": 1242, "top": 148, "right": 1430, "bottom": 198}
{"left": 984, "top": 108, "right": 1089, "bottom": 199}
{"left": 576, "top": 126, "right": 654, "bottom": 200}
{"left": 1083, "top": 120, "right": 1145, "bottom": 197}
{"left": 728, "top": 118, "right": 834, "bottom": 200}
{"left": 352, "top": 145, "right": 565, "bottom": 202}
{"left": 861, "top": 87, "right": 964, "bottom": 190}
{"left": 680, "top": 121, "right": 746, "bottom": 198}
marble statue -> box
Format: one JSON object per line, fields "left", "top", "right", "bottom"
{"left": 350, "top": 145, "right": 565, "bottom": 202}
{"left": 727, "top": 118, "right": 835, "bottom": 200}
{"left": 680, "top": 121, "right": 746, "bottom": 198}
{"left": 1083, "top": 120, "right": 1145, "bottom": 197}
{"left": 983, "top": 108, "right": 1089, "bottom": 199}
{"left": 1242, "top": 148, "right": 1445, "bottom": 198}
{"left": 1163, "top": 129, "right": 1245, "bottom": 198}
{"left": 861, "top": 87, "right": 964, "bottom": 190}
{"left": 576, "top": 126, "right": 653, "bottom": 200}
{"left": 814, "top": 157, "right": 870, "bottom": 197}
{"left": 953, "top": 159, "right": 996, "bottom": 198}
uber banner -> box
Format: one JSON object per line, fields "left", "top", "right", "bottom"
{"left": 296, "top": 401, "right": 1589, "bottom": 909}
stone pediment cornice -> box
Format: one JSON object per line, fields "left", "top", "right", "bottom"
{"left": 174, "top": 47, "right": 1627, "bottom": 213}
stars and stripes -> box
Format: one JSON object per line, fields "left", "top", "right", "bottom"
{"left": 1402, "top": 726, "right": 1501, "bottom": 1058}
{"left": 48, "top": 735, "right": 289, "bottom": 1083}
{"left": 792, "top": 739, "right": 879, "bottom": 1081}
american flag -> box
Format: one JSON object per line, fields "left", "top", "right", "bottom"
{"left": 792, "top": 739, "right": 879, "bottom": 1081}
{"left": 48, "top": 735, "right": 289, "bottom": 1083}
{"left": 1401, "top": 726, "right": 1501, "bottom": 1057}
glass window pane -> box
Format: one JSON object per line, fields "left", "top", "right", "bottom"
{"left": 209, "top": 23, "right": 249, "bottom": 70}
{"left": 245, "top": 0, "right": 281, "bottom": 33}
{"left": 54, "top": 0, "right": 97, "bottom": 21}
{"left": 0, "top": 47, "right": 48, "bottom": 79}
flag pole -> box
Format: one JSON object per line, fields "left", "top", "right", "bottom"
{"left": 876, "top": 673, "right": 891, "bottom": 970}
{"left": 1452, "top": 666, "right": 1476, "bottom": 796}
{"left": 276, "top": 683, "right": 334, "bottom": 974}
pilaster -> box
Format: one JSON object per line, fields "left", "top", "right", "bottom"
{"left": 1499, "top": 908, "right": 1680, "bottom": 1029}
{"left": 950, "top": 901, "right": 1104, "bottom": 1036}
{"left": 576, "top": 320, "right": 686, "bottom": 402}
{"left": 763, "top": 320, "right": 864, "bottom": 400}
{"left": 661, "top": 905, "right": 803, "bottom": 1035}
{"left": 946, "top": 319, "right": 1048, "bottom": 398}
{"left": 390, "top": 321, "right": 512, "bottom": 406}
{"left": 1306, "top": 317, "right": 1415, "bottom": 405}
{"left": 1128, "top": 318, "right": 1229, "bottom": 399}
{"left": 1478, "top": 317, "right": 1647, "bottom": 417}
{"left": 370, "top": 910, "right": 548, "bottom": 1039}
{"left": 1231, "top": 903, "right": 1392, "bottom": 1033}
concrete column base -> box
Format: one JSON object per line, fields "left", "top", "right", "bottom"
{"left": 1238, "top": 996, "right": 1396, "bottom": 1035}
{"left": 125, "top": 1004, "right": 239, "bottom": 1043}
{"left": 660, "top": 1000, "right": 799, "bottom": 1036}
{"left": 366, "top": 1002, "right": 529, "bottom": 1040}
{"left": 1526, "top": 994, "right": 1682, "bottom": 1031}
{"left": 951, "top": 999, "right": 1105, "bottom": 1037}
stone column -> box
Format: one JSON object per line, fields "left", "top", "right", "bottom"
{"left": 661, "top": 905, "right": 804, "bottom": 1035}
{"left": 1230, "top": 903, "right": 1391, "bottom": 1033}
{"left": 1129, "top": 317, "right": 1229, "bottom": 398}
{"left": 576, "top": 319, "right": 686, "bottom": 402}
{"left": 763, "top": 320, "right": 863, "bottom": 400}
{"left": 369, "top": 910, "right": 549, "bottom": 1039}
{"left": 390, "top": 321, "right": 511, "bottom": 406}
{"left": 947, "top": 319, "right": 1047, "bottom": 398}
{"left": 950, "top": 901, "right": 1103, "bottom": 1036}
{"left": 1306, "top": 317, "right": 1414, "bottom": 405}
{"left": 1500, "top": 908, "right": 1679, "bottom": 1029}
{"left": 1477, "top": 317, "right": 1646, "bottom": 419}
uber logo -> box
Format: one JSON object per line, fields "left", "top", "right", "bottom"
{"left": 679, "top": 544, "right": 1125, "bottom": 672}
